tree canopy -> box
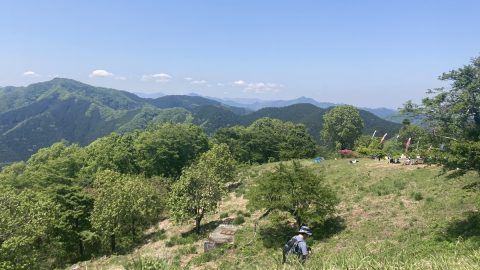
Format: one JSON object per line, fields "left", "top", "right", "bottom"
{"left": 168, "top": 144, "right": 236, "bottom": 232}
{"left": 247, "top": 161, "right": 338, "bottom": 226}
{"left": 403, "top": 56, "right": 480, "bottom": 173}
{"left": 321, "top": 105, "right": 364, "bottom": 150}
{"left": 213, "top": 118, "right": 316, "bottom": 163}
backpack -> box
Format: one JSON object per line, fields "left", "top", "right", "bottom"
{"left": 282, "top": 237, "right": 302, "bottom": 263}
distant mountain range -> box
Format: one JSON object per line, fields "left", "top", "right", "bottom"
{"left": 201, "top": 96, "right": 400, "bottom": 121}
{"left": 0, "top": 78, "right": 402, "bottom": 164}
{"left": 133, "top": 92, "right": 401, "bottom": 121}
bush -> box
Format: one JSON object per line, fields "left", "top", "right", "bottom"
{"left": 232, "top": 215, "right": 245, "bottom": 225}
{"left": 411, "top": 191, "right": 424, "bottom": 201}
{"left": 152, "top": 229, "right": 167, "bottom": 241}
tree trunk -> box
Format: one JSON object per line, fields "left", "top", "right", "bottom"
{"left": 195, "top": 210, "right": 204, "bottom": 233}
{"left": 294, "top": 215, "right": 302, "bottom": 227}
{"left": 75, "top": 219, "right": 84, "bottom": 259}
{"left": 110, "top": 234, "right": 116, "bottom": 253}
{"left": 131, "top": 219, "right": 136, "bottom": 242}
{"left": 79, "top": 238, "right": 84, "bottom": 259}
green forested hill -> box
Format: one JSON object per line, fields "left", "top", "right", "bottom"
{"left": 150, "top": 95, "right": 250, "bottom": 115}
{"left": 0, "top": 79, "right": 192, "bottom": 163}
{"left": 239, "top": 103, "right": 401, "bottom": 142}
{"left": 0, "top": 79, "right": 401, "bottom": 164}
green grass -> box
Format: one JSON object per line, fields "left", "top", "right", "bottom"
{"left": 124, "top": 257, "right": 181, "bottom": 270}
{"left": 207, "top": 159, "right": 480, "bottom": 269}
{"left": 85, "top": 158, "right": 479, "bottom": 269}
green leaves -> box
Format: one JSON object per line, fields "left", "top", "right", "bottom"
{"left": 91, "top": 170, "right": 163, "bottom": 252}
{"left": 168, "top": 144, "right": 236, "bottom": 232}
{"left": 402, "top": 56, "right": 480, "bottom": 173}
{"left": 135, "top": 123, "right": 209, "bottom": 178}
{"left": 0, "top": 188, "right": 58, "bottom": 269}
{"left": 321, "top": 105, "right": 364, "bottom": 150}
{"left": 213, "top": 118, "right": 316, "bottom": 163}
{"left": 247, "top": 161, "right": 338, "bottom": 226}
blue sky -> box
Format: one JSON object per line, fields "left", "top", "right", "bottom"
{"left": 1, "top": 0, "right": 479, "bottom": 108}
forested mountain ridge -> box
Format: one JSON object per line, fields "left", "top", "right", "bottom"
{"left": 211, "top": 96, "right": 399, "bottom": 121}
{"left": 0, "top": 78, "right": 193, "bottom": 163}
{"left": 0, "top": 78, "right": 401, "bottom": 164}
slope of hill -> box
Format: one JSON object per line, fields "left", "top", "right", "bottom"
{"left": 361, "top": 107, "right": 398, "bottom": 119}
{"left": 74, "top": 159, "right": 480, "bottom": 269}
{"left": 215, "top": 96, "right": 336, "bottom": 111}
{"left": 0, "top": 79, "right": 192, "bottom": 163}
{"left": 240, "top": 103, "right": 401, "bottom": 142}
{"left": 150, "top": 95, "right": 250, "bottom": 115}
{"left": 215, "top": 96, "right": 399, "bottom": 121}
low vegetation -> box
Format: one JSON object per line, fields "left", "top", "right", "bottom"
{"left": 59, "top": 159, "right": 480, "bottom": 269}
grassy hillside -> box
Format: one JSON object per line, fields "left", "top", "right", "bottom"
{"left": 73, "top": 159, "right": 480, "bottom": 269}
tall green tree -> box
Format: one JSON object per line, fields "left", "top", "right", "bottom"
{"left": 247, "top": 161, "right": 338, "bottom": 226}
{"left": 402, "top": 56, "right": 480, "bottom": 173}
{"left": 83, "top": 132, "right": 140, "bottom": 178}
{"left": 0, "top": 188, "right": 58, "bottom": 270}
{"left": 135, "top": 123, "right": 209, "bottom": 178}
{"left": 91, "top": 170, "right": 163, "bottom": 253}
{"left": 212, "top": 126, "right": 252, "bottom": 162}
{"left": 321, "top": 105, "right": 364, "bottom": 150}
{"left": 213, "top": 118, "right": 316, "bottom": 163}
{"left": 168, "top": 144, "right": 236, "bottom": 232}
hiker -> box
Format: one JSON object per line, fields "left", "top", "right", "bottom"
{"left": 282, "top": 225, "right": 312, "bottom": 264}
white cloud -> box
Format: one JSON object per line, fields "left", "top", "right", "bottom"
{"left": 233, "top": 80, "right": 282, "bottom": 94}
{"left": 233, "top": 80, "right": 246, "bottom": 86}
{"left": 142, "top": 73, "right": 172, "bottom": 83}
{"left": 23, "top": 71, "right": 40, "bottom": 77}
{"left": 115, "top": 76, "right": 127, "bottom": 81}
{"left": 191, "top": 80, "right": 208, "bottom": 85}
{"left": 217, "top": 83, "right": 225, "bottom": 86}
{"left": 89, "top": 69, "right": 114, "bottom": 78}
{"left": 184, "top": 77, "right": 193, "bottom": 81}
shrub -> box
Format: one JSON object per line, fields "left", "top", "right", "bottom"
{"left": 232, "top": 215, "right": 245, "bottom": 225}
{"left": 411, "top": 191, "right": 424, "bottom": 201}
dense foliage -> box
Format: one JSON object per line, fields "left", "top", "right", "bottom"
{"left": 0, "top": 116, "right": 329, "bottom": 268}
{"left": 247, "top": 161, "right": 338, "bottom": 226}
{"left": 403, "top": 56, "right": 480, "bottom": 173}
{"left": 0, "top": 122, "right": 211, "bottom": 268}
{"left": 168, "top": 144, "right": 236, "bottom": 232}
{"left": 321, "top": 105, "right": 364, "bottom": 150}
{"left": 213, "top": 118, "right": 317, "bottom": 163}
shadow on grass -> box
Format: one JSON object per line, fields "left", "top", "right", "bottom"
{"left": 181, "top": 220, "right": 223, "bottom": 238}
{"left": 462, "top": 181, "right": 480, "bottom": 192}
{"left": 444, "top": 211, "right": 480, "bottom": 246}
{"left": 444, "top": 169, "right": 468, "bottom": 179}
{"left": 311, "top": 216, "right": 346, "bottom": 241}
{"left": 259, "top": 216, "right": 346, "bottom": 249}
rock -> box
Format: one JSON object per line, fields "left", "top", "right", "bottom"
{"left": 208, "top": 224, "right": 238, "bottom": 244}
